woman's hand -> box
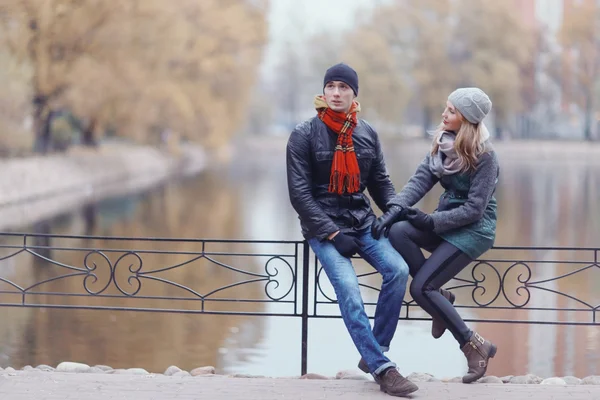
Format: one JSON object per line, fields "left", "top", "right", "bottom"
{"left": 371, "top": 205, "right": 407, "bottom": 239}
{"left": 405, "top": 207, "right": 435, "bottom": 231}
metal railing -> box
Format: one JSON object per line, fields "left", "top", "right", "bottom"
{"left": 0, "top": 232, "right": 597, "bottom": 375}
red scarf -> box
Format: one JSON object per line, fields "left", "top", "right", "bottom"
{"left": 314, "top": 95, "right": 361, "bottom": 195}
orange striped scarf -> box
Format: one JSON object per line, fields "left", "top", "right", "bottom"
{"left": 314, "top": 95, "right": 361, "bottom": 194}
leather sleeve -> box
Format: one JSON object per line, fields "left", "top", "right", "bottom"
{"left": 286, "top": 123, "right": 339, "bottom": 240}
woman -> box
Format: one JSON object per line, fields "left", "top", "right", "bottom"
{"left": 371, "top": 87, "right": 499, "bottom": 384}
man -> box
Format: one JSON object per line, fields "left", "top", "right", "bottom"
{"left": 286, "top": 63, "right": 417, "bottom": 397}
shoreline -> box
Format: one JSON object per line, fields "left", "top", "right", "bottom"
{"left": 234, "top": 135, "right": 600, "bottom": 163}
{"left": 1, "top": 362, "right": 598, "bottom": 386}
{"left": 0, "top": 143, "right": 207, "bottom": 231}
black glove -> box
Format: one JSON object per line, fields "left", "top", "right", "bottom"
{"left": 371, "top": 205, "right": 406, "bottom": 240}
{"left": 330, "top": 232, "right": 364, "bottom": 258}
{"left": 405, "top": 207, "right": 435, "bottom": 231}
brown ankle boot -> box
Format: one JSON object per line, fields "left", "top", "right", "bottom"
{"left": 431, "top": 288, "right": 455, "bottom": 339}
{"left": 357, "top": 358, "right": 381, "bottom": 384}
{"left": 378, "top": 368, "right": 419, "bottom": 397}
{"left": 461, "top": 331, "right": 497, "bottom": 383}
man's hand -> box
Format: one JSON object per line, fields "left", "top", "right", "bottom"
{"left": 405, "top": 208, "right": 435, "bottom": 231}
{"left": 330, "top": 232, "right": 364, "bottom": 258}
{"left": 371, "top": 205, "right": 406, "bottom": 240}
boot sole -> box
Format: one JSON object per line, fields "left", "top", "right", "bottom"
{"left": 380, "top": 383, "right": 419, "bottom": 397}
{"left": 432, "top": 291, "right": 456, "bottom": 339}
{"left": 357, "top": 360, "right": 369, "bottom": 374}
{"left": 462, "top": 344, "right": 498, "bottom": 384}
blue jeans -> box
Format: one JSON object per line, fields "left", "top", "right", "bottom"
{"left": 308, "top": 228, "right": 409, "bottom": 376}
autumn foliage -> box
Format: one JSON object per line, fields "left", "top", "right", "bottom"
{"left": 0, "top": 0, "right": 269, "bottom": 153}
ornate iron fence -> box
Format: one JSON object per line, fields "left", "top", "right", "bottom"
{"left": 0, "top": 232, "right": 597, "bottom": 374}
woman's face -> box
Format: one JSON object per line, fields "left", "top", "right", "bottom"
{"left": 441, "top": 101, "right": 463, "bottom": 132}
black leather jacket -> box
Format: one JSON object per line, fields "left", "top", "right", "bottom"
{"left": 286, "top": 116, "right": 396, "bottom": 240}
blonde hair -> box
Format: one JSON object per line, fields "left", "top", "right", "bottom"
{"left": 430, "top": 115, "right": 487, "bottom": 173}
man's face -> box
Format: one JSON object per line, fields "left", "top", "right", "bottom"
{"left": 323, "top": 81, "right": 355, "bottom": 113}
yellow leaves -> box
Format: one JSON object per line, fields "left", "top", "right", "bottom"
{"left": 329, "top": 0, "right": 536, "bottom": 129}
{"left": 561, "top": 0, "right": 596, "bottom": 44}
{"left": 0, "top": 0, "right": 269, "bottom": 149}
{"left": 559, "top": 0, "right": 598, "bottom": 110}
{"left": 342, "top": 27, "right": 407, "bottom": 125}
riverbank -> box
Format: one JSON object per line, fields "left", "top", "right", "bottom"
{"left": 234, "top": 135, "right": 600, "bottom": 164}
{"left": 0, "top": 142, "right": 206, "bottom": 231}
{"left": 3, "top": 361, "right": 600, "bottom": 385}
{"left": 1, "top": 363, "right": 599, "bottom": 400}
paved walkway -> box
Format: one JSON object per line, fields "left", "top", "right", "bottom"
{"left": 1, "top": 371, "right": 599, "bottom": 399}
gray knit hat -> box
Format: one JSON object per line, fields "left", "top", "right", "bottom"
{"left": 447, "top": 87, "right": 492, "bottom": 124}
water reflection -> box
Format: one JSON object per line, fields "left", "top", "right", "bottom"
{"left": 234, "top": 138, "right": 600, "bottom": 379}
{"left": 0, "top": 138, "right": 599, "bottom": 379}
{"left": 0, "top": 173, "right": 273, "bottom": 373}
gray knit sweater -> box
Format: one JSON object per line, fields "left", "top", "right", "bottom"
{"left": 387, "top": 149, "right": 499, "bottom": 259}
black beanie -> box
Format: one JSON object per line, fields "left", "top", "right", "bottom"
{"left": 323, "top": 63, "right": 359, "bottom": 96}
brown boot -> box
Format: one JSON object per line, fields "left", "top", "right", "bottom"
{"left": 461, "top": 331, "right": 497, "bottom": 383}
{"left": 357, "top": 358, "right": 381, "bottom": 384}
{"left": 378, "top": 368, "right": 419, "bottom": 397}
{"left": 431, "top": 288, "right": 455, "bottom": 339}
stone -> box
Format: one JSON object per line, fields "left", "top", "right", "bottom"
{"left": 477, "top": 376, "right": 504, "bottom": 384}
{"left": 541, "top": 377, "right": 566, "bottom": 385}
{"left": 56, "top": 362, "right": 91, "bottom": 373}
{"left": 93, "top": 365, "right": 114, "bottom": 372}
{"left": 335, "top": 370, "right": 368, "bottom": 380}
{"left": 106, "top": 369, "right": 126, "bottom": 374}
{"left": 190, "top": 366, "right": 215, "bottom": 376}
{"left": 36, "top": 365, "right": 55, "bottom": 372}
{"left": 88, "top": 367, "right": 106, "bottom": 374}
{"left": 500, "top": 375, "right": 514, "bottom": 383}
{"left": 407, "top": 372, "right": 439, "bottom": 382}
{"left": 4, "top": 367, "right": 16, "bottom": 374}
{"left": 113, "top": 368, "right": 149, "bottom": 375}
{"left": 562, "top": 376, "right": 582, "bottom": 385}
{"left": 172, "top": 371, "right": 191, "bottom": 378}
{"left": 508, "top": 374, "right": 542, "bottom": 384}
{"left": 300, "top": 373, "right": 329, "bottom": 380}
{"left": 164, "top": 366, "right": 182, "bottom": 376}
{"left": 22, "top": 365, "right": 34, "bottom": 371}
{"left": 582, "top": 375, "right": 600, "bottom": 385}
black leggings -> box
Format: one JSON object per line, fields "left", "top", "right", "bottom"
{"left": 388, "top": 221, "right": 472, "bottom": 347}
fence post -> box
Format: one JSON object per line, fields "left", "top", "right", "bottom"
{"left": 301, "top": 240, "right": 309, "bottom": 376}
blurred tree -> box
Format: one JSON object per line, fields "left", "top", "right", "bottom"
{"left": 305, "top": 0, "right": 535, "bottom": 138}
{"left": 404, "top": 0, "right": 455, "bottom": 134}
{"left": 452, "top": 0, "right": 535, "bottom": 139}
{"left": 0, "top": 0, "right": 269, "bottom": 153}
{"left": 0, "top": 48, "right": 34, "bottom": 155}
{"left": 272, "top": 41, "right": 306, "bottom": 129}
{"left": 342, "top": 26, "right": 407, "bottom": 132}
{"left": 0, "top": 0, "right": 111, "bottom": 152}
{"left": 292, "top": 0, "right": 534, "bottom": 138}
{"left": 560, "top": 0, "right": 599, "bottom": 141}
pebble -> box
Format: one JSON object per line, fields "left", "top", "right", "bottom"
{"left": 2, "top": 361, "right": 598, "bottom": 386}
{"left": 191, "top": 366, "right": 215, "bottom": 376}
{"left": 541, "top": 377, "right": 566, "bottom": 385}
{"left": 56, "top": 362, "right": 91, "bottom": 374}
